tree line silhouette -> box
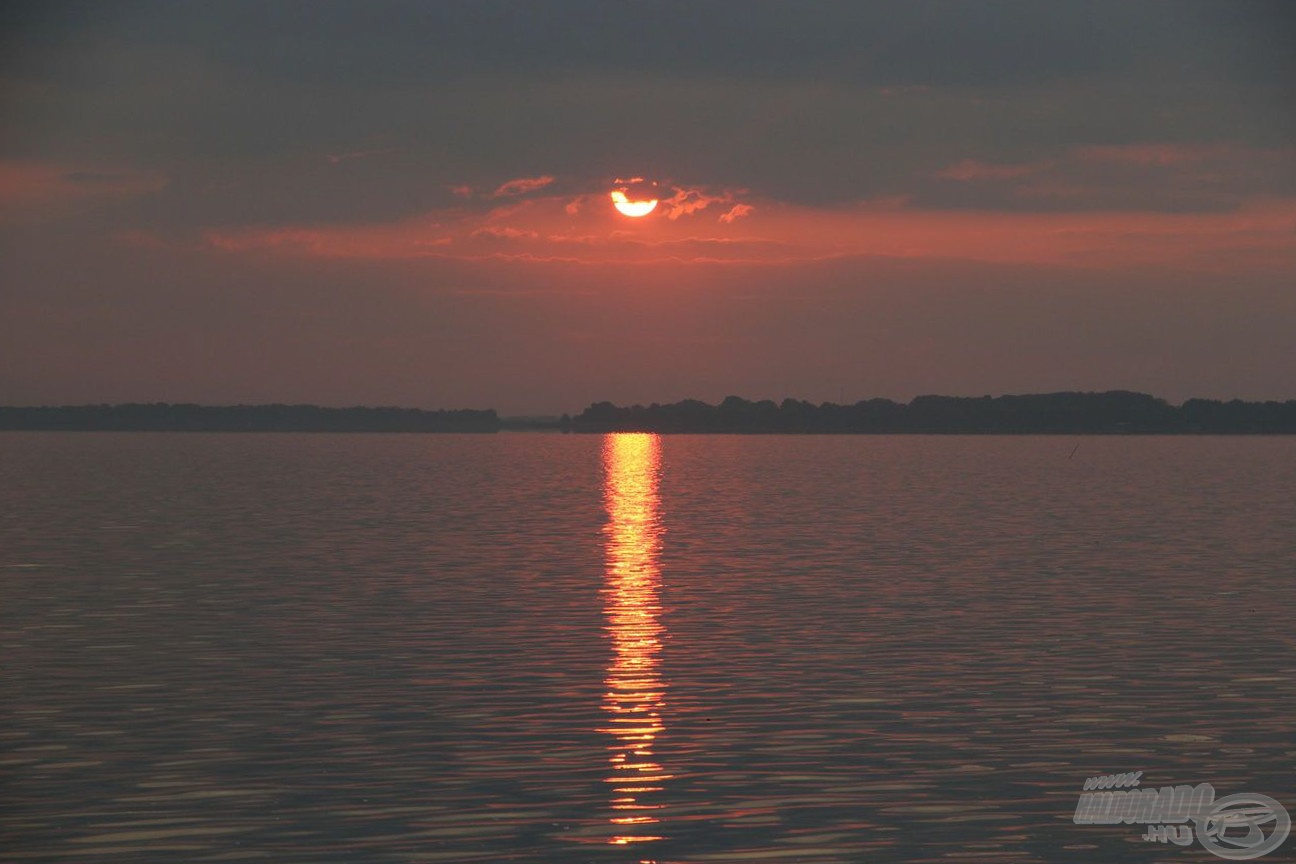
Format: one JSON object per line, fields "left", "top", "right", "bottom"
{"left": 0, "top": 404, "right": 501, "bottom": 432}
{"left": 4, "top": 393, "right": 1295, "bottom": 433}
{"left": 564, "top": 392, "right": 1296, "bottom": 434}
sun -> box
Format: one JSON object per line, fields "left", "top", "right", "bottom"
{"left": 610, "top": 178, "right": 659, "bottom": 217}
{"left": 611, "top": 190, "right": 658, "bottom": 217}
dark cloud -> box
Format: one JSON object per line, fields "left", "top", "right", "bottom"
{"left": 3, "top": 1, "right": 1292, "bottom": 209}
{"left": 7, "top": 1, "right": 1292, "bottom": 88}
{"left": 914, "top": 144, "right": 1296, "bottom": 213}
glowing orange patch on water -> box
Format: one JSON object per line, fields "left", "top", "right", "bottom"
{"left": 600, "top": 433, "right": 671, "bottom": 848}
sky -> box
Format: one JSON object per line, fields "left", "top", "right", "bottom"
{"left": 2, "top": 1, "right": 1294, "bottom": 414}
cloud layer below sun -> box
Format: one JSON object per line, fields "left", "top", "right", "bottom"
{"left": 195, "top": 154, "right": 1296, "bottom": 274}
{"left": 7, "top": 142, "right": 1286, "bottom": 276}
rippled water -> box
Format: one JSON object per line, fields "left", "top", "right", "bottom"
{"left": 3, "top": 432, "right": 1294, "bottom": 863}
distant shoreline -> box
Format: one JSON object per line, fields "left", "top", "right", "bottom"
{"left": 564, "top": 392, "right": 1296, "bottom": 435}
{"left": 3, "top": 392, "right": 1296, "bottom": 434}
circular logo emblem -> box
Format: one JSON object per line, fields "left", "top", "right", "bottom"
{"left": 1196, "top": 793, "right": 1291, "bottom": 860}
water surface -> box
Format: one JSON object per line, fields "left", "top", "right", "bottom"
{"left": 3, "top": 432, "right": 1294, "bottom": 862}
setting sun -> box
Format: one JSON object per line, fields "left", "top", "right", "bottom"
{"left": 610, "top": 177, "right": 660, "bottom": 217}
{"left": 610, "top": 190, "right": 657, "bottom": 218}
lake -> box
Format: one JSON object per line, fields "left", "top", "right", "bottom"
{"left": 3, "top": 432, "right": 1294, "bottom": 862}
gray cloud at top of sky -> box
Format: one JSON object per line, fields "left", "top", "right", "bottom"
{"left": 2, "top": 0, "right": 1292, "bottom": 225}
{"left": 4, "top": 1, "right": 1293, "bottom": 89}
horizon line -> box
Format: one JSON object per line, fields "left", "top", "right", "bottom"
{"left": 4, "top": 389, "right": 1296, "bottom": 415}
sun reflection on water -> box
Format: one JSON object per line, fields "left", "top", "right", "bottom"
{"left": 600, "top": 433, "right": 670, "bottom": 851}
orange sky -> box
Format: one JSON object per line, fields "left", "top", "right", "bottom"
{"left": 198, "top": 179, "right": 1296, "bottom": 273}
{"left": 180, "top": 141, "right": 1296, "bottom": 275}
